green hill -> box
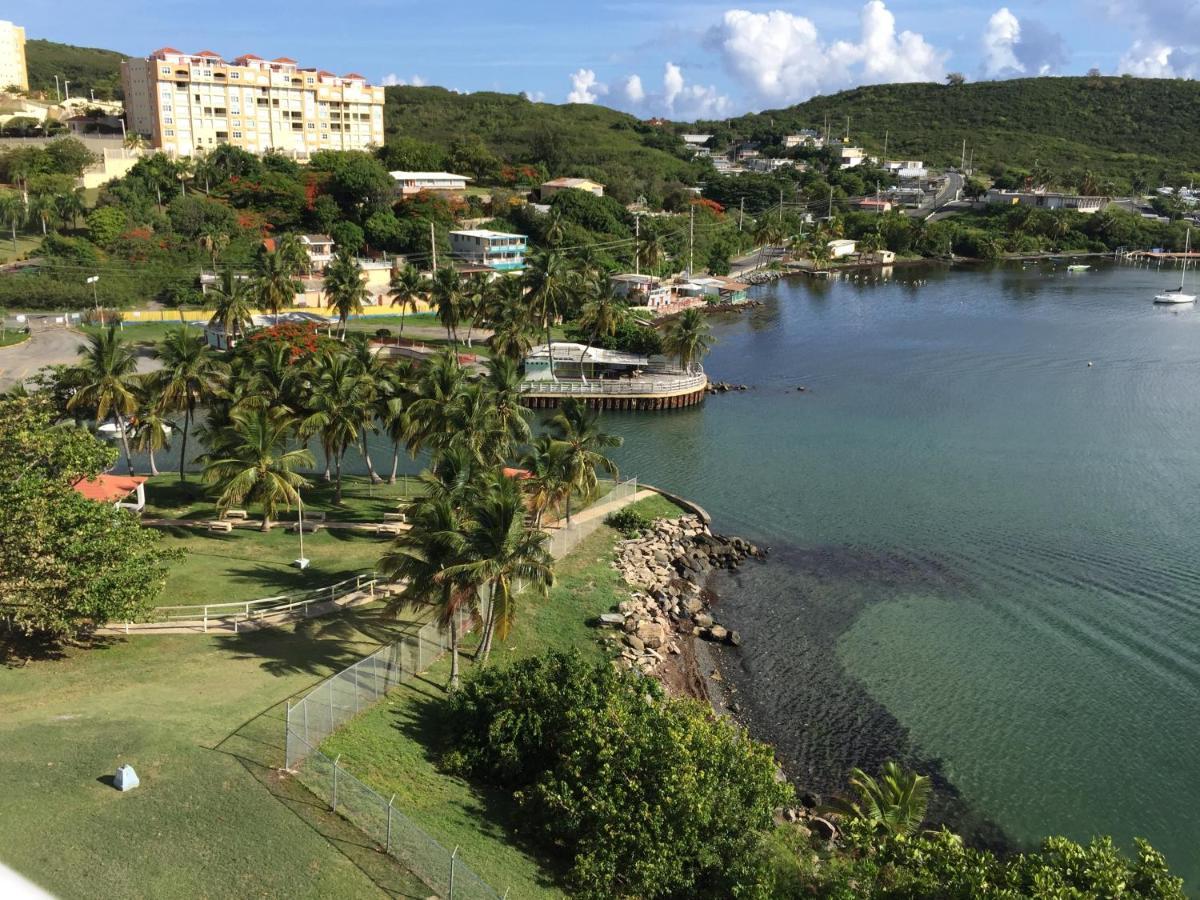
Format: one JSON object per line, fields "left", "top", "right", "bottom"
{"left": 382, "top": 86, "right": 705, "bottom": 205}
{"left": 697, "top": 76, "right": 1200, "bottom": 192}
{"left": 24, "top": 38, "right": 125, "bottom": 101}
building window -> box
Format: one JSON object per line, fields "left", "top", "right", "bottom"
{"left": 230, "top": 72, "right": 239, "bottom": 79}
{"left": 306, "top": 77, "right": 314, "bottom": 84}
{"left": 164, "top": 116, "right": 173, "bottom": 125}
{"left": 307, "top": 122, "right": 314, "bottom": 129}
{"left": 160, "top": 66, "right": 171, "bottom": 75}
{"left": 165, "top": 129, "right": 174, "bottom": 136}
{"left": 232, "top": 131, "right": 242, "bottom": 138}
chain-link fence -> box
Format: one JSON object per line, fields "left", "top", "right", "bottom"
{"left": 281, "top": 477, "right": 643, "bottom": 898}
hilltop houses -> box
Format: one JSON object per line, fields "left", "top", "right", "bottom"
{"left": 540, "top": 177, "right": 605, "bottom": 199}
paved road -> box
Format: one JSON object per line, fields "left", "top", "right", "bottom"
{"left": 0, "top": 322, "right": 160, "bottom": 392}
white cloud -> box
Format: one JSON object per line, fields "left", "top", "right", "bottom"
{"left": 708, "top": 1, "right": 946, "bottom": 105}
{"left": 566, "top": 68, "right": 607, "bottom": 103}
{"left": 1119, "top": 39, "right": 1179, "bottom": 76}
{"left": 381, "top": 73, "right": 427, "bottom": 87}
{"left": 522, "top": 89, "right": 547, "bottom": 103}
{"left": 1109, "top": 0, "right": 1200, "bottom": 77}
{"left": 623, "top": 74, "right": 646, "bottom": 104}
{"left": 981, "top": 7, "right": 1067, "bottom": 78}
{"left": 983, "top": 8, "right": 1022, "bottom": 76}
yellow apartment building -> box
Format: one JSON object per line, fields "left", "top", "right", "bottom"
{"left": 0, "top": 20, "right": 28, "bottom": 92}
{"left": 121, "top": 47, "right": 384, "bottom": 159}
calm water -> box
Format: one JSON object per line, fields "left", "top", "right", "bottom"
{"left": 135, "top": 260, "right": 1200, "bottom": 880}
{"left": 599, "top": 261, "right": 1200, "bottom": 883}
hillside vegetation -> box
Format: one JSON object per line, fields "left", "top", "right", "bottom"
{"left": 24, "top": 38, "right": 125, "bottom": 101}
{"left": 700, "top": 77, "right": 1200, "bottom": 192}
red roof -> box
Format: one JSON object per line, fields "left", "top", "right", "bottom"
{"left": 238, "top": 53, "right": 263, "bottom": 60}
{"left": 152, "top": 46, "right": 182, "bottom": 56}
{"left": 273, "top": 56, "right": 298, "bottom": 63}
{"left": 195, "top": 49, "right": 221, "bottom": 58}
{"left": 318, "top": 70, "right": 336, "bottom": 77}
{"left": 342, "top": 72, "right": 365, "bottom": 79}
{"left": 73, "top": 475, "right": 147, "bottom": 503}
{"left": 502, "top": 467, "right": 533, "bottom": 481}
{"left": 262, "top": 237, "right": 277, "bottom": 252}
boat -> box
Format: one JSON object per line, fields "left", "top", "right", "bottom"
{"left": 1154, "top": 227, "right": 1196, "bottom": 304}
{"left": 1066, "top": 264, "right": 1091, "bottom": 272}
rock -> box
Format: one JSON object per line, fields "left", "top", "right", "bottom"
{"left": 636, "top": 620, "right": 669, "bottom": 649}
{"left": 113, "top": 764, "right": 140, "bottom": 792}
{"left": 682, "top": 597, "right": 704, "bottom": 615}
{"left": 695, "top": 612, "right": 714, "bottom": 629}
{"left": 800, "top": 792, "right": 821, "bottom": 810}
{"left": 624, "top": 634, "right": 645, "bottom": 652}
{"left": 598, "top": 613, "right": 625, "bottom": 627}
{"left": 709, "top": 625, "right": 729, "bottom": 642}
{"left": 784, "top": 807, "right": 799, "bottom": 823}
{"left": 726, "top": 630, "right": 742, "bottom": 647}
{"left": 796, "top": 385, "right": 807, "bottom": 392}
{"left": 622, "top": 618, "right": 638, "bottom": 634}
{"left": 810, "top": 817, "right": 838, "bottom": 841}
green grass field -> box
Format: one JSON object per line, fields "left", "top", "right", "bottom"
{"left": 0, "top": 233, "right": 42, "bottom": 264}
{"left": 0, "top": 328, "right": 30, "bottom": 348}
{"left": 0, "top": 607, "right": 433, "bottom": 899}
{"left": 319, "top": 494, "right": 685, "bottom": 898}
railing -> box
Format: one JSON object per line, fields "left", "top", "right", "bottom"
{"left": 140, "top": 573, "right": 378, "bottom": 632}
{"left": 520, "top": 371, "right": 707, "bottom": 395}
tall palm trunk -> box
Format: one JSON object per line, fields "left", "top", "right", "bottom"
{"left": 389, "top": 441, "right": 400, "bottom": 484}
{"left": 360, "top": 434, "right": 381, "bottom": 483}
{"left": 334, "top": 449, "right": 344, "bottom": 504}
{"left": 448, "top": 614, "right": 460, "bottom": 690}
{"left": 116, "top": 413, "right": 135, "bottom": 475}
{"left": 147, "top": 444, "right": 159, "bottom": 476}
{"left": 179, "top": 406, "right": 192, "bottom": 482}
{"left": 260, "top": 513, "right": 271, "bottom": 532}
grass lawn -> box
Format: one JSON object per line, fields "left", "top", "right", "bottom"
{"left": 0, "top": 233, "right": 42, "bottom": 263}
{"left": 0, "top": 606, "right": 435, "bottom": 900}
{"left": 0, "top": 328, "right": 30, "bottom": 348}
{"left": 156, "top": 526, "right": 396, "bottom": 607}
{"left": 79, "top": 320, "right": 201, "bottom": 348}
{"left": 319, "top": 494, "right": 685, "bottom": 898}
{"left": 144, "top": 473, "right": 422, "bottom": 524}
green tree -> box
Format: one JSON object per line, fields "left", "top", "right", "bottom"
{"left": 152, "top": 327, "right": 226, "bottom": 482}
{"left": 300, "top": 351, "right": 374, "bottom": 503}
{"left": 67, "top": 327, "right": 140, "bottom": 475}
{"left": 430, "top": 265, "right": 465, "bottom": 349}
{"left": 523, "top": 248, "right": 574, "bottom": 376}
{"left": 0, "top": 397, "right": 175, "bottom": 641}
{"left": 661, "top": 307, "right": 713, "bottom": 374}
{"left": 323, "top": 248, "right": 370, "bottom": 339}
{"left": 549, "top": 398, "right": 622, "bottom": 525}
{"left": 206, "top": 269, "right": 256, "bottom": 344}
{"left": 823, "top": 760, "right": 931, "bottom": 838}
{"left": 130, "top": 385, "right": 174, "bottom": 477}
{"left": 84, "top": 204, "right": 125, "bottom": 248}
{"left": 201, "top": 408, "right": 313, "bottom": 531}
{"left": 254, "top": 246, "right": 302, "bottom": 318}
{"left": 0, "top": 190, "right": 24, "bottom": 250}
{"left": 576, "top": 287, "right": 633, "bottom": 372}
{"left": 387, "top": 263, "right": 428, "bottom": 338}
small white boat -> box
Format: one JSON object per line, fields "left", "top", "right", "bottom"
{"left": 1154, "top": 227, "right": 1196, "bottom": 304}
{"left": 1066, "top": 264, "right": 1091, "bottom": 272}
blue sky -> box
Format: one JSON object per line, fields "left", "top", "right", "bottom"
{"left": 18, "top": 1, "right": 1199, "bottom": 118}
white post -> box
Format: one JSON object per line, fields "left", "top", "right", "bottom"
{"left": 449, "top": 846, "right": 458, "bottom": 899}
{"left": 386, "top": 794, "right": 395, "bottom": 854}
{"left": 331, "top": 754, "right": 341, "bottom": 811}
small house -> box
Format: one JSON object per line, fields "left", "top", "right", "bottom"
{"left": 828, "top": 239, "right": 857, "bottom": 258}
{"left": 540, "top": 177, "right": 605, "bottom": 200}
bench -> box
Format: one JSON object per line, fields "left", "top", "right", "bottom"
{"left": 207, "top": 520, "right": 234, "bottom": 533}
{"left": 374, "top": 523, "right": 405, "bottom": 536}
{"left": 382, "top": 512, "right": 407, "bottom": 523}
{"left": 221, "top": 509, "right": 248, "bottom": 520}
{"left": 288, "top": 521, "right": 323, "bottom": 534}
{"left": 305, "top": 511, "right": 327, "bottom": 522}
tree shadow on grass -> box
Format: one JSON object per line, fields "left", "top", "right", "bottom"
{"left": 0, "top": 632, "right": 120, "bottom": 667}
{"left": 388, "top": 677, "right": 571, "bottom": 894}
{"left": 210, "top": 699, "right": 433, "bottom": 900}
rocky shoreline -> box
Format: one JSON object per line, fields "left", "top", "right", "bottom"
{"left": 599, "top": 514, "right": 765, "bottom": 696}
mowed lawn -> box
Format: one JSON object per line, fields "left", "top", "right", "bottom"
{"left": 320, "top": 494, "right": 685, "bottom": 899}
{"left": 0, "top": 606, "right": 434, "bottom": 900}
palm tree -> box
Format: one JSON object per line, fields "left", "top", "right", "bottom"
{"left": 636, "top": 227, "right": 667, "bottom": 274}
{"left": 404, "top": 349, "right": 467, "bottom": 462}
{"left": 484, "top": 276, "right": 537, "bottom": 362}
{"left": 379, "top": 361, "right": 415, "bottom": 484}
{"left": 483, "top": 355, "right": 532, "bottom": 462}
{"left": 153, "top": 326, "right": 227, "bottom": 482}
{"left": 549, "top": 398, "right": 622, "bottom": 525}
{"left": 461, "top": 271, "right": 491, "bottom": 347}
{"left": 206, "top": 268, "right": 256, "bottom": 342}
{"left": 822, "top": 761, "right": 931, "bottom": 838}
{"left": 661, "top": 307, "right": 713, "bottom": 374}
{"left": 301, "top": 351, "right": 375, "bottom": 503}
{"left": 254, "top": 246, "right": 302, "bottom": 319}
{"left": 577, "top": 288, "right": 632, "bottom": 374}
{"left": 67, "top": 327, "right": 140, "bottom": 474}
{"left": 201, "top": 408, "right": 313, "bottom": 531}
{"left": 430, "top": 265, "right": 465, "bottom": 350}
{"left": 444, "top": 473, "right": 554, "bottom": 664}
{"left": 324, "top": 249, "right": 370, "bottom": 339}
{"left": 54, "top": 190, "right": 85, "bottom": 230}
{"left": 523, "top": 249, "right": 573, "bottom": 379}
{"left": 0, "top": 190, "right": 24, "bottom": 251}
{"left": 198, "top": 222, "right": 230, "bottom": 268}
{"left": 379, "top": 496, "right": 472, "bottom": 689}
{"left": 521, "top": 434, "right": 569, "bottom": 528}
{"left": 387, "top": 263, "right": 428, "bottom": 339}
{"left": 275, "top": 232, "right": 311, "bottom": 276}
{"left": 122, "top": 132, "right": 147, "bottom": 154}
{"left": 130, "top": 390, "right": 173, "bottom": 477}
{"left": 241, "top": 339, "right": 302, "bottom": 415}
{"left": 27, "top": 191, "right": 55, "bottom": 235}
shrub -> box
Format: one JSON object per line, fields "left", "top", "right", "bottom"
{"left": 605, "top": 507, "right": 651, "bottom": 537}
{"left": 444, "top": 651, "right": 791, "bottom": 899}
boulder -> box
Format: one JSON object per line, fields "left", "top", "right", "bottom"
{"left": 810, "top": 817, "right": 838, "bottom": 841}
{"left": 709, "top": 625, "right": 729, "bottom": 642}
{"left": 726, "top": 630, "right": 742, "bottom": 647}
{"left": 799, "top": 792, "right": 821, "bottom": 810}
{"left": 113, "top": 764, "right": 140, "bottom": 792}
{"left": 598, "top": 613, "right": 625, "bottom": 627}
{"left": 695, "top": 612, "right": 714, "bottom": 628}
{"left": 624, "top": 634, "right": 645, "bottom": 652}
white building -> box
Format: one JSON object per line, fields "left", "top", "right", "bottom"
{"left": 0, "top": 20, "right": 27, "bottom": 92}
{"left": 839, "top": 147, "right": 866, "bottom": 169}
{"left": 120, "top": 48, "right": 385, "bottom": 159}
{"left": 449, "top": 229, "right": 527, "bottom": 271}
{"left": 984, "top": 189, "right": 1106, "bottom": 213}
{"left": 828, "top": 239, "right": 857, "bottom": 258}
{"left": 389, "top": 171, "right": 471, "bottom": 197}
{"left": 784, "top": 130, "right": 823, "bottom": 149}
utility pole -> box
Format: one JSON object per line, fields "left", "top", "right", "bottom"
{"left": 64, "top": 80, "right": 71, "bottom": 101}
{"left": 634, "top": 213, "right": 641, "bottom": 276}
{"left": 53, "top": 75, "right": 60, "bottom": 102}
{"left": 883, "top": 129, "right": 889, "bottom": 163}
{"left": 87, "top": 275, "right": 101, "bottom": 326}
{"left": 845, "top": 115, "right": 850, "bottom": 143}
{"left": 828, "top": 185, "right": 834, "bottom": 220}
{"left": 688, "top": 204, "right": 694, "bottom": 279}
{"left": 778, "top": 187, "right": 784, "bottom": 223}
{"left": 960, "top": 139, "right": 966, "bottom": 172}
{"left": 738, "top": 197, "right": 744, "bottom": 232}
{"left": 429, "top": 222, "right": 437, "bottom": 271}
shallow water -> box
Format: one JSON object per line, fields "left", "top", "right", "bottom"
{"left": 599, "top": 261, "right": 1200, "bottom": 883}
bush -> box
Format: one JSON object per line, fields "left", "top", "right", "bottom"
{"left": 605, "top": 507, "right": 651, "bottom": 537}
{"left": 444, "top": 651, "right": 790, "bottom": 899}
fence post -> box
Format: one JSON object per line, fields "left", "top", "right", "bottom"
{"left": 285, "top": 701, "right": 292, "bottom": 768}
{"left": 449, "top": 846, "right": 458, "bottom": 900}
{"left": 331, "top": 754, "right": 341, "bottom": 811}
{"left": 203, "top": 608, "right": 208, "bottom": 633}
{"left": 385, "top": 793, "right": 395, "bottom": 854}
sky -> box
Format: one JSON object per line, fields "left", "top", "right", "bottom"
{"left": 17, "top": 1, "right": 1200, "bottom": 119}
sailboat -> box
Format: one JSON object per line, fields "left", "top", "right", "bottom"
{"left": 1154, "top": 227, "right": 1196, "bottom": 304}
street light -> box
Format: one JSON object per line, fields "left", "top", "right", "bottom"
{"left": 63, "top": 81, "right": 70, "bottom": 101}
{"left": 86, "top": 275, "right": 101, "bottom": 326}
{"left": 293, "top": 492, "right": 310, "bottom": 570}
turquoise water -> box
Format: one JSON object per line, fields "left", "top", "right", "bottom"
{"left": 599, "top": 261, "right": 1200, "bottom": 882}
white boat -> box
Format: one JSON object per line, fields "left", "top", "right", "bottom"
{"left": 1154, "top": 228, "right": 1196, "bottom": 304}
{"left": 1066, "top": 264, "right": 1091, "bottom": 272}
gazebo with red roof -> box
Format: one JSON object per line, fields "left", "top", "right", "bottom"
{"left": 72, "top": 475, "right": 148, "bottom": 512}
